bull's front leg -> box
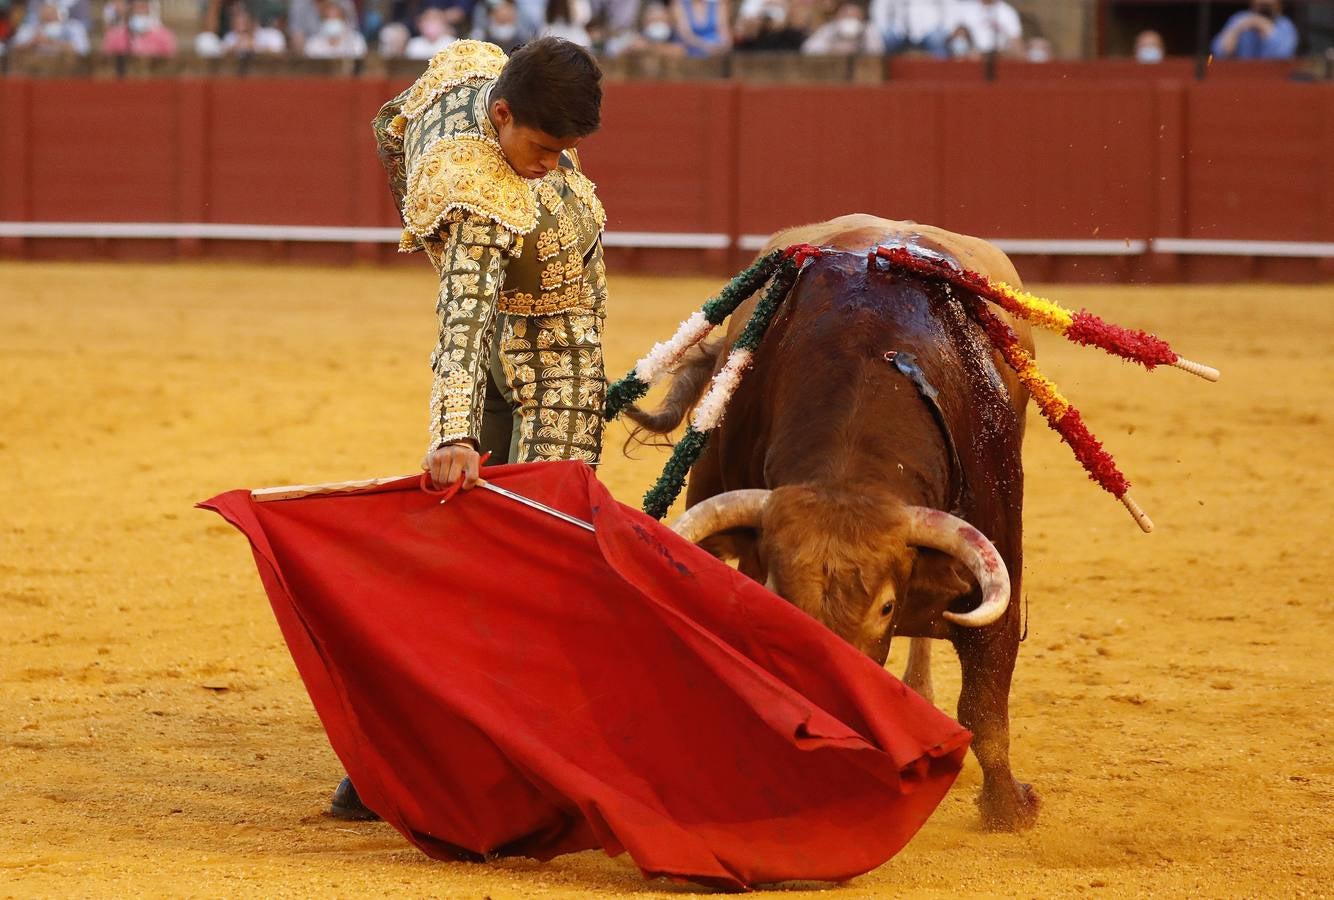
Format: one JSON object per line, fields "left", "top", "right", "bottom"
{"left": 951, "top": 613, "right": 1039, "bottom": 831}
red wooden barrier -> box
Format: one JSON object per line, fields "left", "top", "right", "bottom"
{"left": 1, "top": 76, "right": 1330, "bottom": 280}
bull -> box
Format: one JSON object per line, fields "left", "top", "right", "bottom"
{"left": 628, "top": 215, "right": 1040, "bottom": 830}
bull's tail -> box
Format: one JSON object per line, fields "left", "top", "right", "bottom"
{"left": 622, "top": 339, "right": 724, "bottom": 446}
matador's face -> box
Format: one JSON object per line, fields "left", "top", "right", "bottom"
{"left": 489, "top": 98, "right": 582, "bottom": 181}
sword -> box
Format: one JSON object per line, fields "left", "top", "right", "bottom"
{"left": 474, "top": 481, "right": 595, "bottom": 533}
{"left": 251, "top": 474, "right": 595, "bottom": 533}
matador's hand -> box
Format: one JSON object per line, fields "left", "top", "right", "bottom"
{"left": 423, "top": 443, "right": 482, "bottom": 491}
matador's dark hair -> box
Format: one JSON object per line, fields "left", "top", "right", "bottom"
{"left": 492, "top": 37, "right": 602, "bottom": 139}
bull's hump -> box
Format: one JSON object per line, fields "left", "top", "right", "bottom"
{"left": 763, "top": 215, "right": 1020, "bottom": 286}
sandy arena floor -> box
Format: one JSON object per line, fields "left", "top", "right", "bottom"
{"left": 1, "top": 262, "right": 1331, "bottom": 898}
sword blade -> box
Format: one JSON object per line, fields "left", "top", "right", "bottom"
{"left": 477, "top": 481, "right": 596, "bottom": 533}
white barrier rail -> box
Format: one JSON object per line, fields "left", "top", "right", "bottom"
{"left": 1, "top": 223, "right": 1330, "bottom": 258}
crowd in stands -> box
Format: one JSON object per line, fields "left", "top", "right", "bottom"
{"left": 0, "top": 0, "right": 1304, "bottom": 63}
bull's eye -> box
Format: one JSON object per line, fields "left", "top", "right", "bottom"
{"left": 880, "top": 601, "right": 893, "bottom": 617}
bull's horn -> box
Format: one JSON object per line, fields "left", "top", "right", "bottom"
{"left": 905, "top": 507, "right": 1011, "bottom": 628}
{"left": 670, "top": 490, "right": 771, "bottom": 544}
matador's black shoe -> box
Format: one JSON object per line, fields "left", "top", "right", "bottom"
{"left": 329, "top": 776, "right": 380, "bottom": 821}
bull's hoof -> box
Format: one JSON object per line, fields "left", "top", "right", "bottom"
{"left": 329, "top": 776, "right": 380, "bottom": 821}
{"left": 977, "top": 779, "right": 1040, "bottom": 832}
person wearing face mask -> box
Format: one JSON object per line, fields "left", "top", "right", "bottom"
{"left": 1212, "top": 0, "right": 1298, "bottom": 60}
{"left": 12, "top": 0, "right": 91, "bottom": 55}
{"left": 101, "top": 0, "right": 177, "bottom": 55}
{"left": 303, "top": 0, "right": 367, "bottom": 56}
{"left": 405, "top": 5, "right": 456, "bottom": 57}
{"left": 471, "top": 0, "right": 525, "bottom": 52}
{"left": 801, "top": 0, "right": 883, "bottom": 55}
{"left": 1133, "top": 29, "right": 1165, "bottom": 64}
{"left": 286, "top": 0, "right": 357, "bottom": 54}
{"left": 1023, "top": 34, "right": 1051, "bottom": 63}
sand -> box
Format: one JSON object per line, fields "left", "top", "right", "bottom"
{"left": 1, "top": 262, "right": 1331, "bottom": 898}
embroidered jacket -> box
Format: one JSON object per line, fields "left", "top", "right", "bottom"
{"left": 372, "top": 40, "right": 608, "bottom": 451}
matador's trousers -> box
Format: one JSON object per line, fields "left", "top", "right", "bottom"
{"left": 478, "top": 310, "right": 605, "bottom": 466}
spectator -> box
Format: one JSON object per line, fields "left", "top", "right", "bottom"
{"left": 405, "top": 5, "right": 454, "bottom": 56}
{"left": 303, "top": 0, "right": 367, "bottom": 55}
{"left": 671, "top": 0, "right": 729, "bottom": 57}
{"left": 605, "top": 1, "right": 685, "bottom": 57}
{"left": 869, "top": 0, "right": 957, "bottom": 57}
{"left": 1211, "top": 0, "right": 1297, "bottom": 60}
{"left": 196, "top": 0, "right": 287, "bottom": 53}
{"left": 0, "top": 0, "right": 15, "bottom": 47}
{"left": 102, "top": 0, "right": 177, "bottom": 56}
{"left": 801, "top": 0, "right": 882, "bottom": 55}
{"left": 944, "top": 20, "right": 972, "bottom": 58}
{"left": 589, "top": 0, "right": 636, "bottom": 36}
{"left": 470, "top": 0, "right": 522, "bottom": 50}
{"left": 1022, "top": 34, "right": 1050, "bottom": 62}
{"left": 288, "top": 0, "right": 356, "bottom": 52}
{"left": 378, "top": 18, "right": 409, "bottom": 54}
{"left": 952, "top": 0, "right": 1019, "bottom": 56}
{"left": 11, "top": 0, "right": 90, "bottom": 54}
{"left": 1133, "top": 28, "right": 1164, "bottom": 64}
{"left": 510, "top": 0, "right": 546, "bottom": 40}
{"left": 219, "top": 0, "right": 286, "bottom": 53}
{"left": 541, "top": 0, "right": 591, "bottom": 46}
{"left": 425, "top": 0, "right": 477, "bottom": 38}
{"left": 20, "top": 0, "right": 91, "bottom": 30}
{"left": 734, "top": 0, "right": 808, "bottom": 52}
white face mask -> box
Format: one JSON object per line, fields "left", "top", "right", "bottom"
{"left": 644, "top": 20, "right": 671, "bottom": 42}
{"left": 129, "top": 14, "right": 154, "bottom": 31}
{"left": 949, "top": 35, "right": 970, "bottom": 56}
{"left": 763, "top": 4, "right": 785, "bottom": 23}
{"left": 1136, "top": 45, "right": 1163, "bottom": 64}
{"left": 43, "top": 21, "right": 66, "bottom": 37}
{"left": 1027, "top": 45, "right": 1051, "bottom": 63}
{"left": 319, "top": 17, "right": 347, "bottom": 38}
{"left": 490, "top": 22, "right": 517, "bottom": 40}
{"left": 835, "top": 17, "right": 861, "bottom": 40}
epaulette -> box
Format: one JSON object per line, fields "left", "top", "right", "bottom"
{"left": 401, "top": 40, "right": 508, "bottom": 122}
{"left": 402, "top": 136, "right": 538, "bottom": 240}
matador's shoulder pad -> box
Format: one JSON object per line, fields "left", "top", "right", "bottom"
{"left": 394, "top": 41, "right": 538, "bottom": 244}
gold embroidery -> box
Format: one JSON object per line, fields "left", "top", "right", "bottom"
{"left": 403, "top": 137, "right": 537, "bottom": 239}
{"left": 401, "top": 41, "right": 508, "bottom": 122}
{"left": 536, "top": 228, "right": 559, "bottom": 261}
{"left": 536, "top": 180, "right": 564, "bottom": 214}
{"left": 563, "top": 256, "right": 582, "bottom": 282}
{"left": 556, "top": 214, "right": 578, "bottom": 250}
{"left": 446, "top": 88, "right": 469, "bottom": 111}
{"left": 540, "top": 260, "right": 564, "bottom": 291}
{"left": 563, "top": 169, "right": 606, "bottom": 230}
{"left": 449, "top": 273, "right": 480, "bottom": 295}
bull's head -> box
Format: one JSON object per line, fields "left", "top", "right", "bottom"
{"left": 672, "top": 487, "right": 1010, "bottom": 662}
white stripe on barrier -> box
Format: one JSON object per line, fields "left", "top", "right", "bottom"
{"left": 992, "top": 238, "right": 1149, "bottom": 256}
{"left": 1151, "top": 238, "right": 1334, "bottom": 258}
{"left": 0, "top": 221, "right": 731, "bottom": 250}
{"left": 0, "top": 223, "right": 1328, "bottom": 258}
{"left": 600, "top": 231, "right": 730, "bottom": 249}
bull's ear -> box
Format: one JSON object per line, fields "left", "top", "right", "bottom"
{"left": 906, "top": 548, "right": 973, "bottom": 607}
